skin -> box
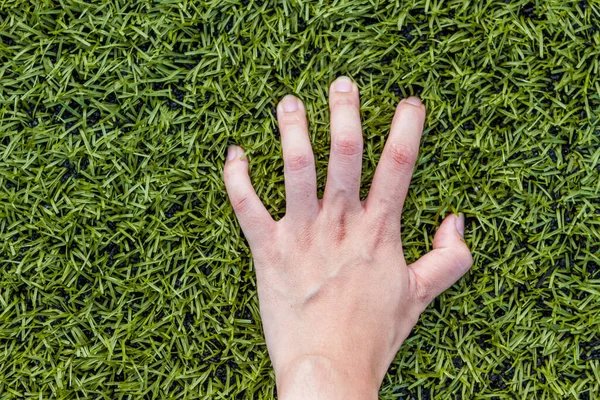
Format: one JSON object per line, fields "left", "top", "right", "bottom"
{"left": 223, "top": 76, "right": 473, "bottom": 399}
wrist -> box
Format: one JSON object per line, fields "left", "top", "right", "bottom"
{"left": 276, "top": 354, "right": 379, "bottom": 400}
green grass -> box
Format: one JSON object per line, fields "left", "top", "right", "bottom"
{"left": 1, "top": 0, "right": 599, "bottom": 398}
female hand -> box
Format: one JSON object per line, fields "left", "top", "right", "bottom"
{"left": 224, "top": 76, "right": 473, "bottom": 399}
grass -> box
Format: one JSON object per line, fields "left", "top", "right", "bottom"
{"left": 0, "top": 0, "right": 599, "bottom": 398}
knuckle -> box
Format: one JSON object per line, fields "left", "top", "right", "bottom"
{"left": 279, "top": 112, "right": 306, "bottom": 127}
{"left": 223, "top": 164, "right": 237, "bottom": 180}
{"left": 330, "top": 96, "right": 358, "bottom": 109}
{"left": 321, "top": 207, "right": 350, "bottom": 243}
{"left": 325, "top": 194, "right": 354, "bottom": 216}
{"left": 330, "top": 219, "right": 348, "bottom": 243}
{"left": 334, "top": 136, "right": 363, "bottom": 156}
{"left": 398, "top": 101, "right": 426, "bottom": 119}
{"left": 455, "top": 245, "right": 474, "bottom": 272}
{"left": 363, "top": 230, "right": 391, "bottom": 261}
{"left": 414, "top": 277, "right": 435, "bottom": 305}
{"left": 388, "top": 143, "right": 417, "bottom": 169}
{"left": 443, "top": 245, "right": 473, "bottom": 273}
{"left": 285, "top": 151, "right": 312, "bottom": 172}
{"left": 223, "top": 163, "right": 243, "bottom": 186}
{"left": 372, "top": 220, "right": 397, "bottom": 247}
{"left": 363, "top": 214, "right": 393, "bottom": 246}
{"left": 230, "top": 193, "right": 251, "bottom": 213}
{"left": 294, "top": 222, "right": 316, "bottom": 249}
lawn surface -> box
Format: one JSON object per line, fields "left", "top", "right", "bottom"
{"left": 1, "top": 0, "right": 599, "bottom": 399}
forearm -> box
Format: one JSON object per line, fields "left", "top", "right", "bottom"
{"left": 276, "top": 355, "right": 379, "bottom": 400}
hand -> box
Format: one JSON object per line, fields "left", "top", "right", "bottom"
{"left": 224, "top": 76, "right": 473, "bottom": 399}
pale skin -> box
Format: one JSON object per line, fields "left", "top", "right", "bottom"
{"left": 224, "top": 76, "right": 473, "bottom": 399}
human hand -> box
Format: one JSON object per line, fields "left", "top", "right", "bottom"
{"left": 224, "top": 77, "right": 473, "bottom": 399}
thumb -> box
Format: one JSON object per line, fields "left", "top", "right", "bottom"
{"left": 408, "top": 213, "right": 473, "bottom": 308}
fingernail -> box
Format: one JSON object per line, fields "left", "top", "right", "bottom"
{"left": 403, "top": 97, "right": 422, "bottom": 107}
{"left": 334, "top": 76, "right": 353, "bottom": 92}
{"left": 227, "top": 145, "right": 237, "bottom": 162}
{"left": 281, "top": 95, "right": 299, "bottom": 112}
{"left": 455, "top": 212, "right": 465, "bottom": 237}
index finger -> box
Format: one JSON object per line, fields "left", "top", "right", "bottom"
{"left": 365, "top": 97, "right": 426, "bottom": 220}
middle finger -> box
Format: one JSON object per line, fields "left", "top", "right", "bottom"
{"left": 323, "top": 76, "right": 363, "bottom": 210}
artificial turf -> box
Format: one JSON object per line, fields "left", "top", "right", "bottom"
{"left": 0, "top": 0, "right": 599, "bottom": 398}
